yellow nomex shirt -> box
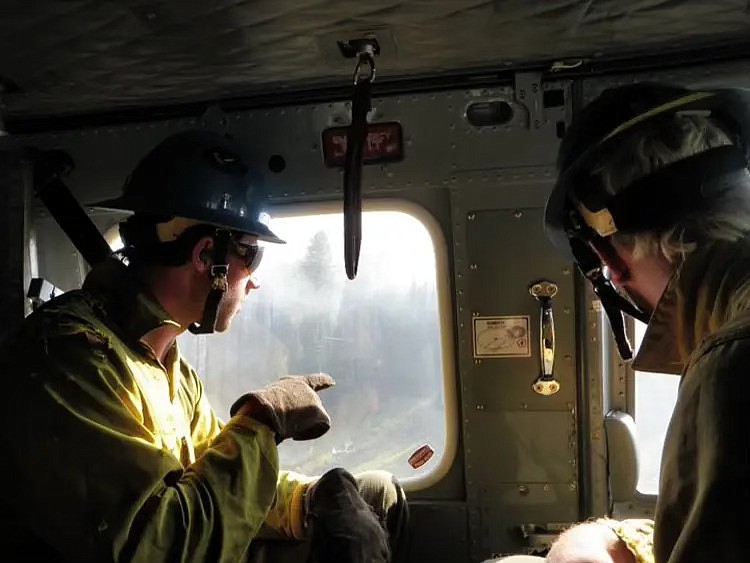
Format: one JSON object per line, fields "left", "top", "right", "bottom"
{"left": 0, "top": 258, "right": 312, "bottom": 562}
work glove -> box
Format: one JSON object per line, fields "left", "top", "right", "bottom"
{"left": 230, "top": 373, "right": 334, "bottom": 442}
{"left": 306, "top": 468, "right": 390, "bottom": 563}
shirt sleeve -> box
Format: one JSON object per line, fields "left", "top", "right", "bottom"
{"left": 597, "top": 518, "right": 655, "bottom": 563}
{"left": 259, "top": 470, "right": 316, "bottom": 540}
{"left": 186, "top": 367, "right": 314, "bottom": 540}
{"left": 0, "top": 316, "right": 281, "bottom": 563}
{"left": 650, "top": 342, "right": 750, "bottom": 563}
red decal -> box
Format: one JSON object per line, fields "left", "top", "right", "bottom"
{"left": 322, "top": 122, "right": 404, "bottom": 167}
{"left": 408, "top": 444, "right": 435, "bottom": 469}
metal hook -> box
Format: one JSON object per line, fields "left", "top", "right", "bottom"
{"left": 353, "top": 50, "right": 376, "bottom": 85}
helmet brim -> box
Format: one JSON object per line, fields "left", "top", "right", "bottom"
{"left": 90, "top": 196, "right": 286, "bottom": 244}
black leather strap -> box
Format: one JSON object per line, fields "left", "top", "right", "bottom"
{"left": 344, "top": 67, "right": 372, "bottom": 280}
{"left": 189, "top": 229, "right": 231, "bottom": 335}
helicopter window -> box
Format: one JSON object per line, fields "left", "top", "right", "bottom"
{"left": 173, "top": 205, "right": 454, "bottom": 487}
{"left": 632, "top": 320, "right": 680, "bottom": 495}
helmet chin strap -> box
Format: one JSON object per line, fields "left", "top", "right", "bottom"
{"left": 569, "top": 237, "right": 650, "bottom": 361}
{"left": 189, "top": 230, "right": 231, "bottom": 335}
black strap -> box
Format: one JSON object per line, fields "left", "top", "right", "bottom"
{"left": 189, "top": 230, "right": 231, "bottom": 335}
{"left": 32, "top": 150, "right": 113, "bottom": 267}
{"left": 344, "top": 57, "right": 373, "bottom": 280}
{"left": 569, "top": 238, "right": 648, "bottom": 361}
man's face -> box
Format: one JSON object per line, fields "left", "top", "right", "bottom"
{"left": 214, "top": 234, "right": 261, "bottom": 332}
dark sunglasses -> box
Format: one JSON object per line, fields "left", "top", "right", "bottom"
{"left": 229, "top": 240, "right": 264, "bottom": 272}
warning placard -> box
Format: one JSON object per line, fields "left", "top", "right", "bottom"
{"left": 472, "top": 316, "right": 531, "bottom": 358}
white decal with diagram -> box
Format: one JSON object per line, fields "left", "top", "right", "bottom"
{"left": 472, "top": 316, "right": 531, "bottom": 358}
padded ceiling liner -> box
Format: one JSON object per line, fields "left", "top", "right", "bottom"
{"left": 1, "top": 1, "right": 750, "bottom": 121}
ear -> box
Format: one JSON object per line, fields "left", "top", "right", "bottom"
{"left": 192, "top": 236, "right": 214, "bottom": 274}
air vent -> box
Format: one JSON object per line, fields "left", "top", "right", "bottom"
{"left": 466, "top": 101, "right": 514, "bottom": 127}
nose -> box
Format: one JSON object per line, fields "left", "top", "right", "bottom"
{"left": 245, "top": 276, "right": 260, "bottom": 295}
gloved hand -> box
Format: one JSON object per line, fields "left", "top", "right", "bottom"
{"left": 306, "top": 468, "right": 390, "bottom": 563}
{"left": 230, "top": 374, "right": 334, "bottom": 443}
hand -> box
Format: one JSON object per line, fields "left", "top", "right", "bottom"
{"left": 231, "top": 373, "right": 335, "bottom": 442}
{"left": 546, "top": 523, "right": 635, "bottom": 563}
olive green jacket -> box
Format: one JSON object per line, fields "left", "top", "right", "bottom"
{"left": 0, "top": 258, "right": 311, "bottom": 562}
{"left": 608, "top": 237, "right": 750, "bottom": 563}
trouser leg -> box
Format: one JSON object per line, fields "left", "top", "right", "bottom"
{"left": 247, "top": 468, "right": 410, "bottom": 563}
{"left": 353, "top": 470, "right": 410, "bottom": 563}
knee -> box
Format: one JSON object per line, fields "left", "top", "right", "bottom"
{"left": 352, "top": 471, "right": 404, "bottom": 521}
{"left": 353, "top": 471, "right": 410, "bottom": 561}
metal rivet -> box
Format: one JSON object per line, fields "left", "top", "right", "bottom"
{"left": 513, "top": 210, "right": 523, "bottom": 218}
{"left": 470, "top": 264, "right": 478, "bottom": 270}
{"left": 476, "top": 404, "right": 485, "bottom": 410}
{"left": 467, "top": 213, "right": 476, "bottom": 220}
{"left": 518, "top": 485, "right": 529, "bottom": 496}
{"left": 474, "top": 359, "right": 482, "bottom": 365}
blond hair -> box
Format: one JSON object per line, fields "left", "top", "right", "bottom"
{"left": 595, "top": 114, "right": 750, "bottom": 262}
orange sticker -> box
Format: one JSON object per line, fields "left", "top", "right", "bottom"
{"left": 408, "top": 444, "right": 435, "bottom": 469}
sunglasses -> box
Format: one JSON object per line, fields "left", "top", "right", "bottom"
{"left": 229, "top": 239, "right": 264, "bottom": 272}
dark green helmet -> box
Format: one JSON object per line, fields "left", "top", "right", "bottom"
{"left": 91, "top": 130, "right": 284, "bottom": 244}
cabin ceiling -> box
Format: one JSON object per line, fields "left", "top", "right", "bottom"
{"left": 2, "top": 1, "right": 750, "bottom": 124}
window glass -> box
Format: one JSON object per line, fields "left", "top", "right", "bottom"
{"left": 178, "top": 209, "right": 449, "bottom": 482}
{"left": 633, "top": 320, "right": 680, "bottom": 494}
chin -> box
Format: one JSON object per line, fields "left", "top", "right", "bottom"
{"left": 214, "top": 311, "right": 239, "bottom": 333}
{"left": 214, "top": 321, "right": 231, "bottom": 333}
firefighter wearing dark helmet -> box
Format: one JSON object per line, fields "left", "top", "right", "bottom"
{"left": 545, "top": 84, "right": 750, "bottom": 563}
{"left": 0, "top": 130, "right": 407, "bottom": 562}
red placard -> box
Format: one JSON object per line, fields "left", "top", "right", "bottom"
{"left": 407, "top": 444, "right": 435, "bottom": 469}
{"left": 321, "top": 122, "right": 403, "bottom": 168}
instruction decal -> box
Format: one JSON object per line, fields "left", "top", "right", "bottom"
{"left": 472, "top": 316, "right": 531, "bottom": 358}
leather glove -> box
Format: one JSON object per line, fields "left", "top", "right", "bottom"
{"left": 230, "top": 373, "right": 334, "bottom": 442}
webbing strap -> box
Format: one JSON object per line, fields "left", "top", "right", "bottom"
{"left": 188, "top": 229, "right": 231, "bottom": 335}
{"left": 32, "top": 150, "right": 112, "bottom": 267}
{"left": 0, "top": 143, "right": 31, "bottom": 338}
{"left": 344, "top": 51, "right": 374, "bottom": 280}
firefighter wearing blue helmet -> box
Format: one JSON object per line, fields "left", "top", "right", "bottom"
{"left": 0, "top": 130, "right": 407, "bottom": 562}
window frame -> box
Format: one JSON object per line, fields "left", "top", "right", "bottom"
{"left": 617, "top": 316, "right": 660, "bottom": 516}
{"left": 226, "top": 197, "right": 459, "bottom": 491}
